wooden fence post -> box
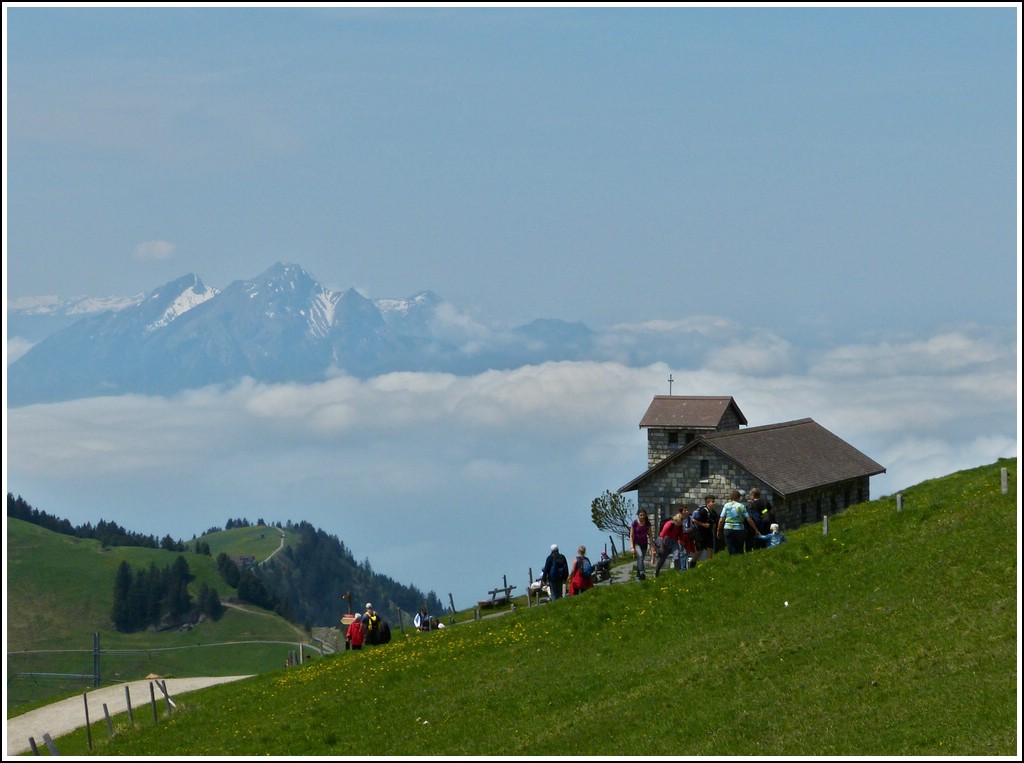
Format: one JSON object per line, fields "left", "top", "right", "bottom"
{"left": 896, "top": 493, "right": 903, "bottom": 512}
{"left": 42, "top": 733, "right": 59, "bottom": 755}
{"left": 822, "top": 515, "right": 829, "bottom": 535}
{"left": 1001, "top": 467, "right": 1008, "bottom": 494}
{"left": 125, "top": 684, "right": 134, "bottom": 726}
{"left": 149, "top": 681, "right": 158, "bottom": 724}
{"left": 83, "top": 691, "right": 92, "bottom": 750}
{"left": 448, "top": 593, "right": 457, "bottom": 624}
{"left": 103, "top": 703, "right": 114, "bottom": 738}
{"left": 28, "top": 736, "right": 39, "bottom": 755}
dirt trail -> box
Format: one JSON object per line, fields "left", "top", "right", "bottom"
{"left": 5, "top": 675, "right": 251, "bottom": 756}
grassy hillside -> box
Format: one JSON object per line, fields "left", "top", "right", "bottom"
{"left": 6, "top": 521, "right": 313, "bottom": 711}
{"left": 44, "top": 458, "right": 1018, "bottom": 756}
{"left": 190, "top": 523, "right": 290, "bottom": 562}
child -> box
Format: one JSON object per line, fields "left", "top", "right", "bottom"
{"left": 756, "top": 523, "right": 788, "bottom": 548}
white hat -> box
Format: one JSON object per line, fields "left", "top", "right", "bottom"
{"left": 551, "top": 544, "right": 558, "bottom": 551}
{"left": 365, "top": 602, "right": 373, "bottom": 610}
{"left": 770, "top": 523, "right": 780, "bottom": 533}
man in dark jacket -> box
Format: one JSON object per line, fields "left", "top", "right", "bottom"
{"left": 541, "top": 544, "right": 569, "bottom": 600}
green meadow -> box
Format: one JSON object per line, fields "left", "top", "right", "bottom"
{"left": 6, "top": 521, "right": 309, "bottom": 712}
{"left": 25, "top": 458, "right": 1017, "bottom": 756}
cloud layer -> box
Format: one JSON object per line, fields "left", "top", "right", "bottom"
{"left": 5, "top": 324, "right": 1017, "bottom": 611}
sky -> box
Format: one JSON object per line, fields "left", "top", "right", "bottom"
{"left": 3, "top": 4, "right": 1021, "bottom": 614}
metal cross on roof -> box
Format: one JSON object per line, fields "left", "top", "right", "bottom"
{"left": 668, "top": 374, "right": 674, "bottom": 395}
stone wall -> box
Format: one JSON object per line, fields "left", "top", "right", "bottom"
{"left": 635, "top": 444, "right": 871, "bottom": 531}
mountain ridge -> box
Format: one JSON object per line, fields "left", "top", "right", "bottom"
{"left": 8, "top": 262, "right": 601, "bottom": 406}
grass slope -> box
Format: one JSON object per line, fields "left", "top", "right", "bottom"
{"left": 47, "top": 458, "right": 1018, "bottom": 756}
{"left": 6, "top": 521, "right": 310, "bottom": 712}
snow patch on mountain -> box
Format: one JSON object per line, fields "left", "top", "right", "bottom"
{"left": 9, "top": 293, "right": 145, "bottom": 316}
{"left": 309, "top": 289, "right": 341, "bottom": 338}
{"left": 146, "top": 283, "right": 220, "bottom": 332}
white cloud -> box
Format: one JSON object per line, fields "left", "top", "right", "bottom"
{"left": 133, "top": 239, "right": 177, "bottom": 261}
{"left": 5, "top": 327, "right": 1017, "bottom": 612}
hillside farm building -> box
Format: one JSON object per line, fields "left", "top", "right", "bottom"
{"left": 618, "top": 396, "right": 886, "bottom": 531}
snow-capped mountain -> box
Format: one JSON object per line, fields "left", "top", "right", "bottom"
{"left": 6, "top": 263, "right": 596, "bottom": 406}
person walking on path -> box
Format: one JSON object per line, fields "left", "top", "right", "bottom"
{"left": 542, "top": 544, "right": 570, "bottom": 600}
{"left": 568, "top": 545, "right": 595, "bottom": 595}
{"left": 630, "top": 509, "right": 653, "bottom": 580}
{"left": 654, "top": 512, "right": 685, "bottom": 578}
{"left": 717, "top": 490, "right": 761, "bottom": 556}
{"left": 691, "top": 495, "right": 717, "bottom": 562}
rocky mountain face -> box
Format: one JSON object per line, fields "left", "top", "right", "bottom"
{"left": 7, "top": 263, "right": 596, "bottom": 406}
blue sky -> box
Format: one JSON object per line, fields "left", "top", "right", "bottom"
{"left": 3, "top": 5, "right": 1021, "bottom": 611}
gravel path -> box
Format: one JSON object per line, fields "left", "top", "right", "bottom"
{"left": 6, "top": 675, "right": 251, "bottom": 756}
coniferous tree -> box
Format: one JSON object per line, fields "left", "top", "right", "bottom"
{"left": 111, "top": 561, "right": 134, "bottom": 631}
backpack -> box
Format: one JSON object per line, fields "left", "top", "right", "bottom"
{"left": 579, "top": 556, "right": 593, "bottom": 579}
{"left": 553, "top": 554, "right": 569, "bottom": 581}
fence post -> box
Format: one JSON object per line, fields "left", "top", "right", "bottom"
{"left": 1001, "top": 467, "right": 1008, "bottom": 495}
{"left": 149, "top": 681, "right": 158, "bottom": 724}
{"left": 42, "top": 733, "right": 59, "bottom": 755}
{"left": 28, "top": 736, "right": 40, "bottom": 755}
{"left": 822, "top": 515, "right": 829, "bottom": 535}
{"left": 103, "top": 702, "right": 114, "bottom": 737}
{"left": 125, "top": 684, "right": 134, "bottom": 726}
{"left": 83, "top": 691, "right": 93, "bottom": 749}
{"left": 896, "top": 493, "right": 903, "bottom": 512}
{"left": 93, "top": 631, "right": 101, "bottom": 687}
{"left": 448, "top": 593, "right": 456, "bottom": 624}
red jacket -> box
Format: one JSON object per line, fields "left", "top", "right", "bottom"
{"left": 346, "top": 619, "right": 366, "bottom": 647}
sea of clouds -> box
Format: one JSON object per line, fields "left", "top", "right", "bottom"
{"left": 5, "top": 322, "right": 1017, "bottom": 612}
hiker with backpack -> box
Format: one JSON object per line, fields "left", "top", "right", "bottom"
{"left": 691, "top": 495, "right": 718, "bottom": 561}
{"left": 568, "top": 545, "right": 595, "bottom": 596}
{"left": 542, "top": 544, "right": 570, "bottom": 600}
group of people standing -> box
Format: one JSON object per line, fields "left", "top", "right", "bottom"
{"left": 540, "top": 543, "right": 595, "bottom": 600}
{"left": 343, "top": 602, "right": 389, "bottom": 650}
{"left": 630, "top": 488, "right": 787, "bottom": 580}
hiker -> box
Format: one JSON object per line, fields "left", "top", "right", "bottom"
{"left": 630, "top": 508, "right": 653, "bottom": 581}
{"left": 745, "top": 487, "right": 774, "bottom": 551}
{"left": 691, "top": 495, "right": 717, "bottom": 562}
{"left": 364, "top": 603, "right": 383, "bottom": 645}
{"left": 679, "top": 505, "right": 697, "bottom": 569}
{"left": 345, "top": 613, "right": 366, "bottom": 650}
{"left": 415, "top": 606, "right": 433, "bottom": 631}
{"left": 542, "top": 544, "right": 570, "bottom": 600}
{"left": 568, "top": 545, "right": 595, "bottom": 595}
{"left": 717, "top": 490, "right": 761, "bottom": 556}
{"left": 654, "top": 512, "right": 685, "bottom": 578}
{"left": 756, "top": 523, "right": 788, "bottom": 548}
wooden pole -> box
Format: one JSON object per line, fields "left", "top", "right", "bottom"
{"left": 103, "top": 703, "right": 114, "bottom": 737}
{"left": 83, "top": 691, "right": 93, "bottom": 750}
{"left": 822, "top": 515, "right": 829, "bottom": 535}
{"left": 42, "top": 733, "right": 59, "bottom": 755}
{"left": 125, "top": 684, "right": 134, "bottom": 726}
{"left": 150, "top": 681, "right": 158, "bottom": 724}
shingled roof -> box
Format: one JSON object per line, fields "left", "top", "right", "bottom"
{"left": 638, "top": 395, "right": 747, "bottom": 429}
{"left": 620, "top": 418, "right": 885, "bottom": 496}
